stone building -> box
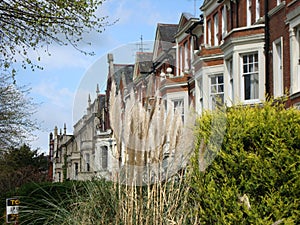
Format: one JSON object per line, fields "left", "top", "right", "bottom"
{"left": 49, "top": 87, "right": 119, "bottom": 182}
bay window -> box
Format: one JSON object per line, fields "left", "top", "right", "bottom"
{"left": 242, "top": 53, "right": 259, "bottom": 100}
{"left": 210, "top": 74, "right": 224, "bottom": 109}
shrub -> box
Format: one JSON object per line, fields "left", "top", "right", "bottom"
{"left": 188, "top": 101, "right": 300, "bottom": 224}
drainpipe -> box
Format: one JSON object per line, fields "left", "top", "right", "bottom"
{"left": 264, "top": 0, "right": 270, "bottom": 95}
{"left": 187, "top": 21, "right": 203, "bottom": 50}
{"left": 236, "top": 0, "right": 239, "bottom": 28}
{"left": 230, "top": 0, "right": 234, "bottom": 29}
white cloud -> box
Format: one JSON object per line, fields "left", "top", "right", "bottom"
{"left": 28, "top": 79, "right": 74, "bottom": 152}
{"left": 22, "top": 0, "right": 205, "bottom": 153}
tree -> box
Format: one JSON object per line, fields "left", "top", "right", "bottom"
{"left": 0, "top": 144, "right": 48, "bottom": 194}
{"left": 0, "top": 74, "right": 38, "bottom": 150}
{"left": 0, "top": 0, "right": 108, "bottom": 72}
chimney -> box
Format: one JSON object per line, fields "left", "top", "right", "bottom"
{"left": 54, "top": 126, "right": 58, "bottom": 136}
{"left": 64, "top": 123, "right": 67, "bottom": 135}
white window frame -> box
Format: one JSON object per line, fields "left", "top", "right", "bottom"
{"left": 198, "top": 78, "right": 203, "bottom": 114}
{"left": 207, "top": 20, "right": 211, "bottom": 46}
{"left": 227, "top": 58, "right": 234, "bottom": 103}
{"left": 247, "top": 0, "right": 252, "bottom": 26}
{"left": 241, "top": 52, "right": 259, "bottom": 101}
{"left": 209, "top": 74, "right": 224, "bottom": 110}
{"left": 256, "top": 0, "right": 260, "bottom": 21}
{"left": 297, "top": 27, "right": 300, "bottom": 90}
{"left": 214, "top": 13, "right": 219, "bottom": 46}
{"left": 222, "top": 5, "right": 227, "bottom": 39}
{"left": 288, "top": 11, "right": 300, "bottom": 95}
{"left": 273, "top": 37, "right": 284, "bottom": 97}
{"left": 190, "top": 36, "right": 194, "bottom": 63}
{"left": 172, "top": 99, "right": 184, "bottom": 122}
{"left": 184, "top": 41, "right": 189, "bottom": 72}
{"left": 179, "top": 45, "right": 183, "bottom": 75}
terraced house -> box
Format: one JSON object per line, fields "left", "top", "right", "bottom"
{"left": 194, "top": 0, "right": 300, "bottom": 112}
{"left": 49, "top": 1, "right": 300, "bottom": 182}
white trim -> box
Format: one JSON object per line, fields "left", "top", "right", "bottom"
{"left": 269, "top": 1, "right": 286, "bottom": 17}
{"left": 256, "top": 0, "right": 260, "bottom": 22}
{"left": 247, "top": 0, "right": 252, "bottom": 27}
{"left": 222, "top": 5, "right": 227, "bottom": 39}
{"left": 207, "top": 20, "right": 212, "bottom": 46}
{"left": 240, "top": 52, "right": 260, "bottom": 102}
{"left": 273, "top": 37, "right": 284, "bottom": 97}
{"left": 287, "top": 8, "right": 300, "bottom": 94}
{"left": 214, "top": 13, "right": 219, "bottom": 46}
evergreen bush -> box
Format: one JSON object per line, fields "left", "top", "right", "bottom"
{"left": 189, "top": 101, "right": 300, "bottom": 224}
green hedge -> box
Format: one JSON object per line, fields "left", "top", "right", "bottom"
{"left": 189, "top": 101, "right": 300, "bottom": 224}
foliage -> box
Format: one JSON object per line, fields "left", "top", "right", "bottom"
{"left": 188, "top": 101, "right": 300, "bottom": 224}
{"left": 0, "top": 74, "right": 38, "bottom": 150}
{"left": 1, "top": 101, "right": 299, "bottom": 224}
{"left": 0, "top": 144, "right": 48, "bottom": 195}
{"left": 0, "top": 173, "right": 190, "bottom": 225}
{"left": 0, "top": 180, "right": 118, "bottom": 225}
{"left": 0, "top": 0, "right": 109, "bottom": 72}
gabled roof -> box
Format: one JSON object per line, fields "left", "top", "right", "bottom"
{"left": 153, "top": 23, "right": 178, "bottom": 60}
{"left": 135, "top": 52, "right": 153, "bottom": 73}
{"left": 157, "top": 23, "right": 178, "bottom": 44}
{"left": 133, "top": 52, "right": 153, "bottom": 81}
{"left": 178, "top": 12, "right": 195, "bottom": 30}
{"left": 175, "top": 12, "right": 202, "bottom": 38}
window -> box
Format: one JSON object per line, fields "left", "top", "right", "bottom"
{"left": 296, "top": 28, "right": 300, "bottom": 92}
{"left": 210, "top": 75, "right": 224, "bottom": 109}
{"left": 102, "top": 146, "right": 108, "bottom": 169}
{"left": 214, "top": 13, "right": 219, "bottom": 46}
{"left": 85, "top": 153, "right": 90, "bottom": 172}
{"left": 290, "top": 26, "right": 300, "bottom": 94}
{"left": 256, "top": 0, "right": 260, "bottom": 21}
{"left": 198, "top": 79, "right": 203, "bottom": 113}
{"left": 227, "top": 58, "right": 234, "bottom": 102}
{"left": 247, "top": 0, "right": 252, "bottom": 26}
{"left": 190, "top": 36, "right": 194, "bottom": 62}
{"left": 179, "top": 46, "right": 183, "bottom": 74}
{"left": 222, "top": 6, "right": 227, "bottom": 39}
{"left": 207, "top": 20, "right": 211, "bottom": 46}
{"left": 58, "top": 172, "right": 61, "bottom": 182}
{"left": 173, "top": 99, "right": 184, "bottom": 121}
{"left": 184, "top": 41, "right": 189, "bottom": 72}
{"left": 294, "top": 102, "right": 300, "bottom": 110}
{"left": 273, "top": 38, "right": 283, "bottom": 97}
{"left": 242, "top": 53, "right": 259, "bottom": 100}
{"left": 74, "top": 163, "right": 79, "bottom": 177}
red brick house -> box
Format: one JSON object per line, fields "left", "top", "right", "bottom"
{"left": 193, "top": 0, "right": 300, "bottom": 113}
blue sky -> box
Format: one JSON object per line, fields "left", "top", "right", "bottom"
{"left": 16, "top": 0, "right": 204, "bottom": 153}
